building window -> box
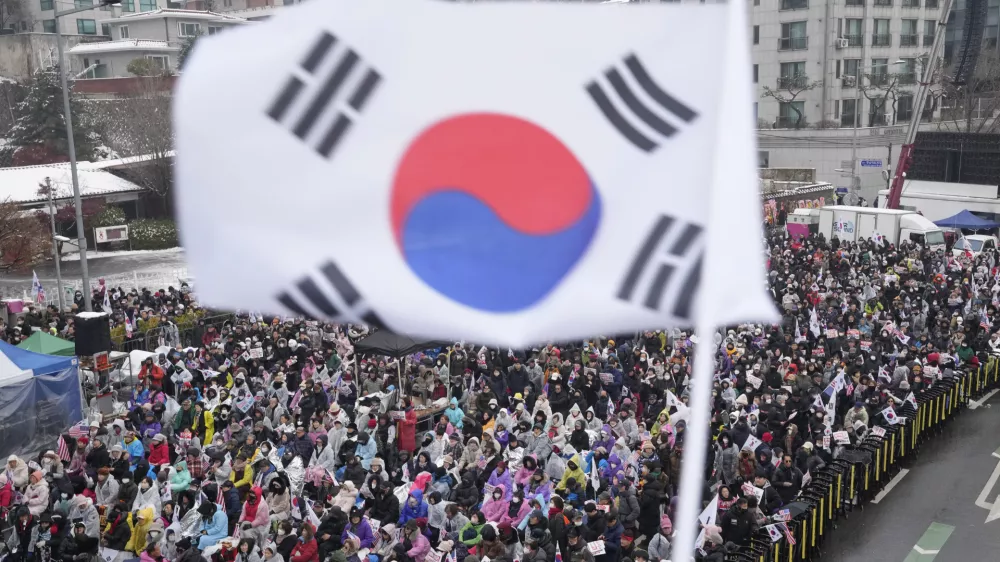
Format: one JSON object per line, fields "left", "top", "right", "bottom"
{"left": 779, "top": 21, "right": 808, "bottom": 50}
{"left": 208, "top": 26, "right": 223, "bottom": 35}
{"left": 780, "top": 0, "right": 808, "bottom": 10}
{"left": 869, "top": 95, "right": 888, "bottom": 126}
{"left": 778, "top": 101, "right": 806, "bottom": 128}
{"left": 74, "top": 0, "right": 93, "bottom": 7}
{"left": 844, "top": 18, "right": 863, "bottom": 46}
{"left": 178, "top": 22, "right": 201, "bottom": 37}
{"left": 874, "top": 0, "right": 891, "bottom": 5}
{"left": 842, "top": 58, "right": 860, "bottom": 86}
{"left": 841, "top": 98, "right": 859, "bottom": 127}
{"left": 870, "top": 58, "right": 889, "bottom": 84}
{"left": 902, "top": 0, "right": 919, "bottom": 6}
{"left": 145, "top": 55, "right": 169, "bottom": 71}
{"left": 924, "top": 20, "right": 935, "bottom": 46}
{"left": 139, "top": 0, "right": 156, "bottom": 11}
{"left": 898, "top": 58, "right": 917, "bottom": 83}
{"left": 120, "top": 25, "right": 129, "bottom": 39}
{"left": 77, "top": 19, "right": 97, "bottom": 35}
{"left": 40, "top": 0, "right": 53, "bottom": 10}
{"left": 846, "top": 0, "right": 863, "bottom": 6}
{"left": 872, "top": 19, "right": 890, "bottom": 46}
{"left": 753, "top": 25, "right": 759, "bottom": 45}
{"left": 900, "top": 19, "right": 918, "bottom": 46}
{"left": 925, "top": 0, "right": 938, "bottom": 7}
{"left": 896, "top": 94, "right": 914, "bottom": 122}
{"left": 42, "top": 19, "right": 55, "bottom": 32}
{"left": 224, "top": 0, "right": 232, "bottom": 6}
{"left": 122, "top": 0, "right": 134, "bottom": 12}
{"left": 778, "top": 61, "right": 807, "bottom": 88}
{"left": 758, "top": 151, "right": 770, "bottom": 168}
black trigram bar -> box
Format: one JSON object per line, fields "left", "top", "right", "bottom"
{"left": 617, "top": 215, "right": 703, "bottom": 320}
{"left": 276, "top": 261, "right": 388, "bottom": 330}
{"left": 266, "top": 30, "right": 382, "bottom": 160}
{"left": 587, "top": 53, "right": 698, "bottom": 153}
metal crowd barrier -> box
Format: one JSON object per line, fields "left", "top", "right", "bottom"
{"left": 729, "top": 358, "right": 1000, "bottom": 562}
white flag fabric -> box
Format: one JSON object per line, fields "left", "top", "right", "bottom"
{"left": 880, "top": 406, "right": 900, "bottom": 425}
{"left": 174, "top": 0, "right": 776, "bottom": 347}
{"left": 741, "top": 433, "right": 762, "bottom": 452}
{"left": 695, "top": 494, "right": 719, "bottom": 547}
{"left": 765, "top": 524, "right": 783, "bottom": 543}
{"left": 905, "top": 392, "right": 918, "bottom": 410}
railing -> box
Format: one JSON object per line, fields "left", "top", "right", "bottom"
{"left": 114, "top": 312, "right": 236, "bottom": 353}
{"left": 869, "top": 72, "right": 890, "bottom": 85}
{"left": 780, "top": 0, "right": 808, "bottom": 9}
{"left": 779, "top": 36, "right": 809, "bottom": 50}
{"left": 924, "top": 34, "right": 935, "bottom": 46}
{"left": 872, "top": 33, "right": 891, "bottom": 46}
{"left": 844, "top": 34, "right": 863, "bottom": 47}
{"left": 841, "top": 75, "right": 858, "bottom": 87}
{"left": 846, "top": 0, "right": 864, "bottom": 5}
{"left": 902, "top": 0, "right": 920, "bottom": 6}
{"left": 900, "top": 34, "right": 918, "bottom": 46}
{"left": 777, "top": 75, "right": 810, "bottom": 88}
{"left": 898, "top": 72, "right": 918, "bottom": 84}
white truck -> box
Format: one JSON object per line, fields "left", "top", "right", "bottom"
{"left": 788, "top": 206, "right": 946, "bottom": 251}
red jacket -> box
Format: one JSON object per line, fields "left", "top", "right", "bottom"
{"left": 148, "top": 442, "right": 170, "bottom": 465}
{"left": 139, "top": 364, "right": 165, "bottom": 384}
{"left": 397, "top": 409, "right": 417, "bottom": 453}
{"left": 290, "top": 538, "right": 318, "bottom": 562}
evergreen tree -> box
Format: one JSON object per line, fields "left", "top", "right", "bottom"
{"left": 178, "top": 32, "right": 202, "bottom": 71}
{"left": 5, "top": 65, "right": 98, "bottom": 166}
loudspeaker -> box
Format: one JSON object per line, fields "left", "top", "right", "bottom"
{"left": 952, "top": 0, "right": 988, "bottom": 85}
{"left": 75, "top": 313, "right": 112, "bottom": 356}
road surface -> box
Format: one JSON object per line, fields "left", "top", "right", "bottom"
{"left": 823, "top": 390, "right": 1000, "bottom": 561}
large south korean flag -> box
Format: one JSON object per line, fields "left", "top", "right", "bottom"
{"left": 174, "top": 0, "right": 777, "bottom": 347}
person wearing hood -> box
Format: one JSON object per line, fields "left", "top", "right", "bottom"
{"left": 366, "top": 481, "right": 400, "bottom": 524}
{"left": 147, "top": 434, "right": 170, "bottom": 468}
{"left": 239, "top": 486, "right": 271, "bottom": 546}
{"left": 525, "top": 425, "right": 553, "bottom": 461}
{"left": 133, "top": 476, "right": 162, "bottom": 514}
{"left": 569, "top": 420, "right": 591, "bottom": 452}
{"left": 103, "top": 505, "right": 133, "bottom": 553}
{"left": 645, "top": 516, "right": 672, "bottom": 562}
{"left": 262, "top": 542, "right": 284, "bottom": 562}
{"left": 307, "top": 435, "right": 337, "bottom": 484}
{"left": 342, "top": 506, "right": 375, "bottom": 549}
{"left": 481, "top": 483, "right": 510, "bottom": 521}
{"left": 7, "top": 455, "right": 30, "bottom": 489}
{"left": 95, "top": 467, "right": 120, "bottom": 509}
{"left": 397, "top": 489, "right": 429, "bottom": 526}
{"left": 355, "top": 432, "right": 377, "bottom": 470}
{"left": 453, "top": 471, "right": 480, "bottom": 513}
{"left": 592, "top": 426, "right": 616, "bottom": 454}
{"left": 68, "top": 494, "right": 100, "bottom": 538}
{"left": 266, "top": 478, "right": 291, "bottom": 526}
{"left": 499, "top": 489, "right": 532, "bottom": 527}
{"left": 399, "top": 520, "right": 430, "bottom": 562}
{"left": 332, "top": 480, "right": 360, "bottom": 513}
{"left": 126, "top": 507, "right": 156, "bottom": 554}
{"left": 555, "top": 455, "right": 585, "bottom": 494}
{"left": 712, "top": 432, "right": 739, "bottom": 486}
{"left": 444, "top": 397, "right": 465, "bottom": 428}
{"left": 372, "top": 524, "right": 398, "bottom": 562}
{"left": 197, "top": 502, "right": 229, "bottom": 550}
{"left": 486, "top": 461, "right": 514, "bottom": 500}
{"left": 397, "top": 401, "right": 418, "bottom": 453}
{"left": 165, "top": 460, "right": 190, "bottom": 494}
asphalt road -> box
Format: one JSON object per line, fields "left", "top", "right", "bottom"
{"left": 0, "top": 250, "right": 189, "bottom": 297}
{"left": 823, "top": 390, "right": 1000, "bottom": 561}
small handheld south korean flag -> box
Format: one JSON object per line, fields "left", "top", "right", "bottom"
{"left": 173, "top": 0, "right": 777, "bottom": 347}
{"left": 880, "top": 405, "right": 900, "bottom": 425}
{"left": 765, "top": 524, "right": 783, "bottom": 543}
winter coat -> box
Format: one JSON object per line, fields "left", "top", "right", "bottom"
{"left": 713, "top": 442, "right": 739, "bottom": 485}
{"left": 332, "top": 481, "right": 360, "bottom": 513}
{"left": 481, "top": 485, "right": 510, "bottom": 521}
{"left": 615, "top": 484, "right": 640, "bottom": 528}
{"left": 498, "top": 497, "right": 532, "bottom": 527}
{"left": 405, "top": 531, "right": 431, "bottom": 562}
{"left": 170, "top": 461, "right": 193, "bottom": 492}
{"left": 487, "top": 468, "right": 514, "bottom": 500}
{"left": 397, "top": 489, "right": 429, "bottom": 526}
{"left": 398, "top": 409, "right": 417, "bottom": 453}
{"left": 290, "top": 538, "right": 319, "bottom": 562}
{"left": 453, "top": 472, "right": 481, "bottom": 510}
{"left": 96, "top": 477, "right": 120, "bottom": 507}
{"left": 341, "top": 518, "right": 375, "bottom": 549}
{"left": 25, "top": 480, "right": 49, "bottom": 516}
{"left": 239, "top": 487, "right": 270, "bottom": 528}
{"left": 555, "top": 455, "right": 585, "bottom": 493}
{"left": 197, "top": 510, "right": 229, "bottom": 550}
{"left": 365, "top": 489, "right": 400, "bottom": 525}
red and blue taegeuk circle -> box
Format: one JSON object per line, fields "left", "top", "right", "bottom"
{"left": 390, "top": 113, "right": 602, "bottom": 312}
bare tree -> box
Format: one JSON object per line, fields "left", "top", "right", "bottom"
{"left": 761, "top": 76, "right": 822, "bottom": 128}
{"left": 859, "top": 71, "right": 903, "bottom": 127}
{"left": 0, "top": 199, "right": 50, "bottom": 273}
{"left": 935, "top": 50, "right": 1000, "bottom": 134}
{"left": 88, "top": 76, "right": 173, "bottom": 213}
{"left": 0, "top": 0, "right": 27, "bottom": 31}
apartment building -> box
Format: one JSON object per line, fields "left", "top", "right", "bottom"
{"left": 6, "top": 0, "right": 170, "bottom": 37}
{"left": 753, "top": 0, "right": 946, "bottom": 128}
{"left": 67, "top": 9, "right": 247, "bottom": 77}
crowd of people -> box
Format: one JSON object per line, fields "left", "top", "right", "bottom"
{"left": 0, "top": 227, "right": 995, "bottom": 562}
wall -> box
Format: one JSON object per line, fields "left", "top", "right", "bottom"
{"left": 758, "top": 124, "right": 907, "bottom": 203}
{"left": 72, "top": 50, "right": 176, "bottom": 79}
{"left": 0, "top": 33, "right": 108, "bottom": 81}
{"left": 108, "top": 19, "right": 171, "bottom": 42}
{"left": 72, "top": 75, "right": 176, "bottom": 96}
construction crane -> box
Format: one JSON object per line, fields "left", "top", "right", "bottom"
{"left": 883, "top": 0, "right": 954, "bottom": 209}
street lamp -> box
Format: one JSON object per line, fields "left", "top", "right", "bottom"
{"left": 850, "top": 60, "right": 905, "bottom": 203}
{"left": 53, "top": 0, "right": 121, "bottom": 312}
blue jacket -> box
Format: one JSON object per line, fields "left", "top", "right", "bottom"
{"left": 397, "top": 490, "right": 429, "bottom": 526}
{"left": 444, "top": 399, "right": 464, "bottom": 428}
{"left": 342, "top": 518, "right": 375, "bottom": 549}
{"left": 197, "top": 511, "right": 229, "bottom": 550}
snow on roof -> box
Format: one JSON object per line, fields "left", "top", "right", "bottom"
{"left": 69, "top": 39, "right": 177, "bottom": 55}
{"left": 113, "top": 9, "right": 249, "bottom": 24}
{"left": 80, "top": 150, "right": 176, "bottom": 171}
{"left": 0, "top": 163, "right": 145, "bottom": 204}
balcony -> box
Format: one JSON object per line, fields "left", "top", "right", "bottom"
{"left": 873, "top": 0, "right": 892, "bottom": 5}
{"left": 872, "top": 33, "right": 891, "bottom": 46}
{"left": 841, "top": 75, "right": 858, "bottom": 87}
{"left": 897, "top": 106, "right": 914, "bottom": 122}
{"left": 923, "top": 34, "right": 935, "bottom": 46}
{"left": 925, "top": 0, "right": 938, "bottom": 7}
{"left": 846, "top": 0, "right": 864, "bottom": 5}
{"left": 898, "top": 73, "right": 918, "bottom": 84}
{"left": 779, "top": 36, "right": 809, "bottom": 50}
{"left": 844, "top": 34, "right": 863, "bottom": 47}
{"left": 869, "top": 72, "right": 890, "bottom": 85}
{"left": 780, "top": 0, "right": 808, "bottom": 9}
{"left": 900, "top": 34, "right": 918, "bottom": 46}
{"left": 777, "top": 75, "right": 810, "bottom": 89}
{"left": 901, "top": 0, "right": 920, "bottom": 6}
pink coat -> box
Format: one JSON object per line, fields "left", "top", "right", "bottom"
{"left": 498, "top": 499, "right": 532, "bottom": 527}
{"left": 406, "top": 531, "right": 431, "bottom": 562}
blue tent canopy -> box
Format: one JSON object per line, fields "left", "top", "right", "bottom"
{"left": 0, "top": 338, "right": 81, "bottom": 459}
{"left": 933, "top": 209, "right": 1000, "bottom": 230}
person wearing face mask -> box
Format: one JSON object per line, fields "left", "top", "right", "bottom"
{"left": 720, "top": 496, "right": 756, "bottom": 547}
{"left": 712, "top": 431, "right": 739, "bottom": 487}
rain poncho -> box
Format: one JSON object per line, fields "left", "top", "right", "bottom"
{"left": 555, "top": 454, "right": 585, "bottom": 493}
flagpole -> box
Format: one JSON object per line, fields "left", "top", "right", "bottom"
{"left": 670, "top": 319, "right": 717, "bottom": 562}
{"left": 45, "top": 177, "right": 65, "bottom": 312}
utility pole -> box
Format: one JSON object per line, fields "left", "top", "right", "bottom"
{"left": 44, "top": 177, "right": 66, "bottom": 312}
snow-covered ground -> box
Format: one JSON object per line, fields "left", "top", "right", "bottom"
{"left": 61, "top": 247, "right": 184, "bottom": 262}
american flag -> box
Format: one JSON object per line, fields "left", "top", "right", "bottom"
{"left": 67, "top": 421, "right": 89, "bottom": 438}
{"left": 57, "top": 435, "right": 71, "bottom": 462}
